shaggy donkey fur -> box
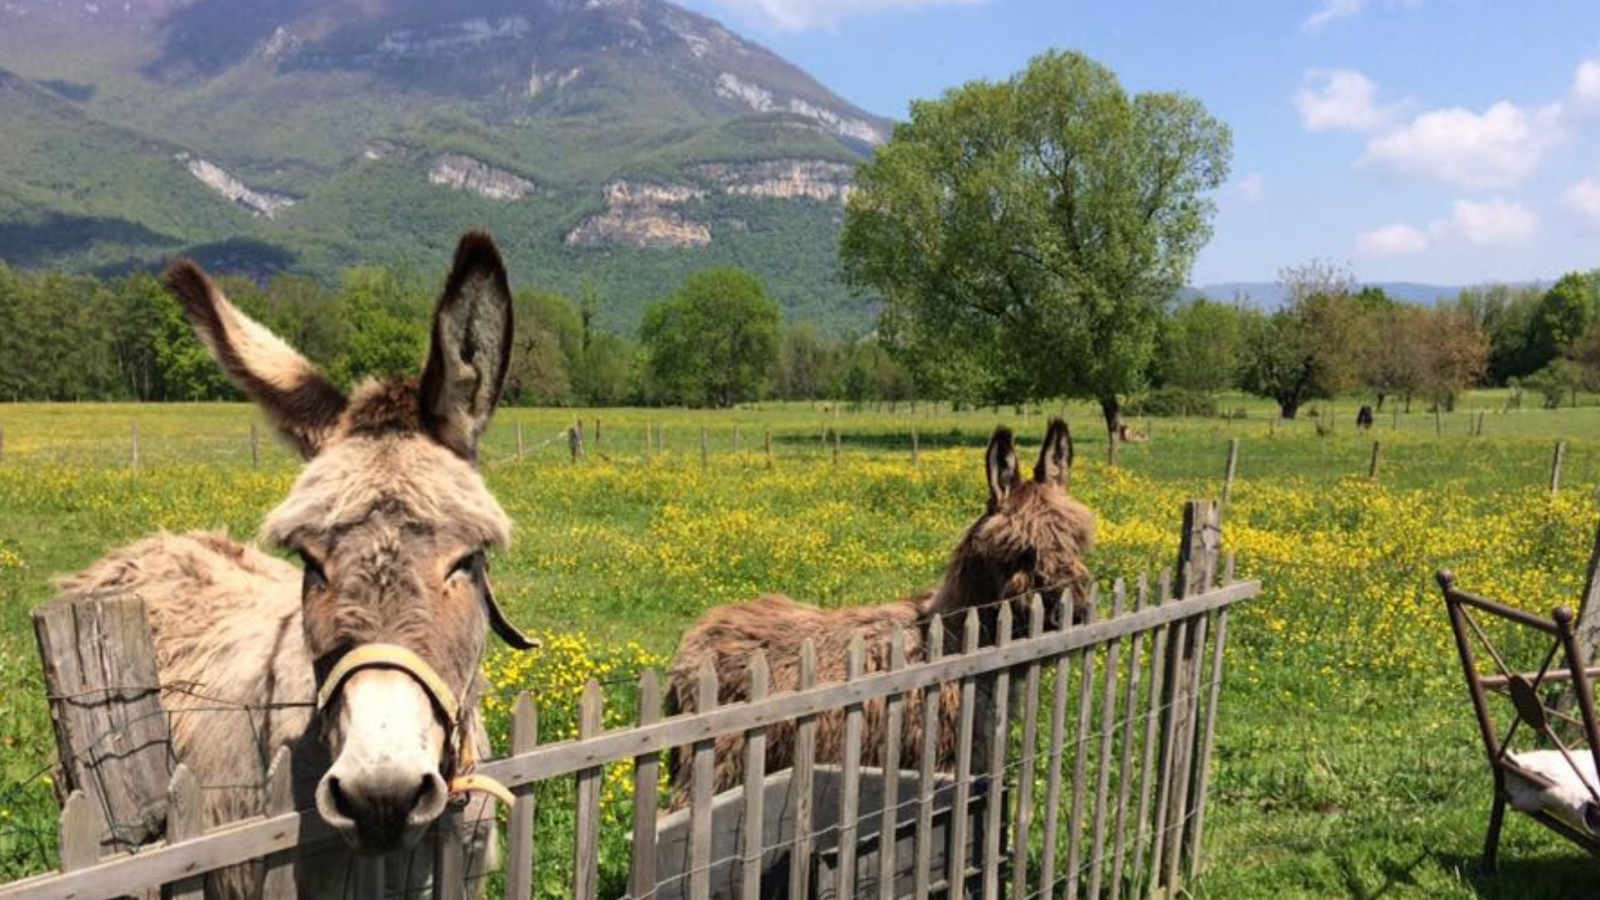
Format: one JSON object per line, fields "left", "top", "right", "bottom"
{"left": 664, "top": 420, "right": 1095, "bottom": 809}
{"left": 54, "top": 232, "right": 526, "bottom": 898}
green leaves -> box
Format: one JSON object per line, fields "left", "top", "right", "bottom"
{"left": 640, "top": 268, "right": 781, "bottom": 408}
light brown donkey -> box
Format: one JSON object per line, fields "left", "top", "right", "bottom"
{"left": 56, "top": 232, "right": 535, "bottom": 897}
{"left": 664, "top": 420, "right": 1095, "bottom": 808}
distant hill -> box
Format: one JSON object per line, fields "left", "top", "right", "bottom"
{"left": 0, "top": 0, "right": 891, "bottom": 334}
{"left": 1189, "top": 280, "right": 1551, "bottom": 309}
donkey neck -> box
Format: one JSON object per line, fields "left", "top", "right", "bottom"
{"left": 920, "top": 546, "right": 1009, "bottom": 642}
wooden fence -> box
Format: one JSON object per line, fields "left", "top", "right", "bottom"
{"left": 0, "top": 500, "right": 1258, "bottom": 900}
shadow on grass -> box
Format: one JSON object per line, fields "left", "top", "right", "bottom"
{"left": 1435, "top": 851, "right": 1599, "bottom": 899}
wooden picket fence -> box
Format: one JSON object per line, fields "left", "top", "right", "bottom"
{"left": 0, "top": 500, "right": 1257, "bottom": 900}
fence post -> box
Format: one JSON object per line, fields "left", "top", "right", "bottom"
{"left": 517, "top": 422, "right": 525, "bottom": 459}
{"left": 832, "top": 427, "right": 841, "bottom": 466}
{"left": 263, "top": 747, "right": 295, "bottom": 899}
{"left": 1368, "top": 441, "right": 1382, "bottom": 481}
{"left": 700, "top": 426, "right": 709, "bottom": 469}
{"left": 131, "top": 421, "right": 139, "bottom": 471}
{"left": 505, "top": 694, "right": 538, "bottom": 900}
{"left": 573, "top": 681, "right": 603, "bottom": 900}
{"left": 911, "top": 425, "right": 920, "bottom": 470}
{"left": 569, "top": 422, "right": 585, "bottom": 461}
{"left": 1220, "top": 439, "right": 1238, "bottom": 514}
{"left": 764, "top": 428, "right": 773, "bottom": 468}
{"left": 1552, "top": 440, "right": 1567, "bottom": 497}
{"left": 595, "top": 419, "right": 601, "bottom": 454}
{"left": 32, "top": 593, "right": 173, "bottom": 856}
{"left": 1157, "top": 500, "right": 1220, "bottom": 896}
{"left": 250, "top": 423, "right": 260, "bottom": 468}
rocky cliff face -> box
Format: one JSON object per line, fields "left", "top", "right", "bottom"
{"left": 696, "top": 159, "right": 854, "bottom": 204}
{"left": 180, "top": 155, "right": 295, "bottom": 218}
{"left": 565, "top": 180, "right": 711, "bottom": 248}
{"left": 427, "top": 153, "right": 535, "bottom": 200}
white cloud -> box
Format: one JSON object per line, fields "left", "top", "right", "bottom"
{"left": 1303, "top": 0, "right": 1418, "bottom": 33}
{"left": 702, "top": 0, "right": 985, "bottom": 30}
{"left": 1355, "top": 223, "right": 1429, "bottom": 257}
{"left": 1575, "top": 60, "right": 1600, "bottom": 105}
{"left": 1563, "top": 177, "right": 1600, "bottom": 221}
{"left": 1361, "top": 101, "right": 1562, "bottom": 189}
{"left": 1236, "top": 172, "right": 1265, "bottom": 201}
{"left": 1295, "top": 69, "right": 1399, "bottom": 132}
{"left": 1304, "top": 0, "right": 1368, "bottom": 32}
{"left": 1447, "top": 198, "right": 1537, "bottom": 246}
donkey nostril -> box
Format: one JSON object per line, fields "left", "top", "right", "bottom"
{"left": 406, "top": 772, "right": 449, "bottom": 826}
{"left": 326, "top": 776, "right": 357, "bottom": 823}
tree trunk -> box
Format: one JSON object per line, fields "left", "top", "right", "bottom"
{"left": 1278, "top": 399, "right": 1300, "bottom": 420}
{"left": 1375, "top": 393, "right": 1387, "bottom": 412}
{"left": 1100, "top": 396, "right": 1122, "bottom": 466}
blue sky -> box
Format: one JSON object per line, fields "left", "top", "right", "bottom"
{"left": 674, "top": 0, "right": 1600, "bottom": 288}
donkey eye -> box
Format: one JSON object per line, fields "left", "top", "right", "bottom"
{"left": 297, "top": 550, "right": 327, "bottom": 592}
{"left": 449, "top": 551, "right": 484, "bottom": 581}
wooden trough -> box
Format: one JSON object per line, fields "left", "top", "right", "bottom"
{"left": 648, "top": 766, "right": 1003, "bottom": 900}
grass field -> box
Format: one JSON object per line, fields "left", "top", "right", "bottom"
{"left": 4, "top": 394, "right": 1600, "bottom": 898}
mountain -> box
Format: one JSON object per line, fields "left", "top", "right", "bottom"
{"left": 1190, "top": 281, "right": 1550, "bottom": 309}
{"left": 0, "top": 0, "right": 891, "bottom": 334}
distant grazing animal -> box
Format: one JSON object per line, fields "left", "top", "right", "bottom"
{"left": 664, "top": 420, "right": 1095, "bottom": 809}
{"left": 1356, "top": 405, "right": 1375, "bottom": 430}
{"left": 55, "top": 233, "right": 536, "bottom": 897}
{"left": 1117, "top": 423, "right": 1148, "bottom": 444}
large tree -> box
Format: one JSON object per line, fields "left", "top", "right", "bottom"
{"left": 840, "top": 49, "right": 1231, "bottom": 457}
{"left": 640, "top": 268, "right": 781, "bottom": 407}
{"left": 1238, "top": 260, "right": 1368, "bottom": 419}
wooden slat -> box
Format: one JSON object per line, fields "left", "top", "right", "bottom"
{"left": 946, "top": 610, "right": 981, "bottom": 900}
{"left": 474, "top": 582, "right": 1261, "bottom": 791}
{"left": 690, "top": 664, "right": 716, "bottom": 900}
{"left": 1148, "top": 615, "right": 1184, "bottom": 895}
{"left": 1065, "top": 590, "right": 1101, "bottom": 900}
{"left": 741, "top": 652, "right": 770, "bottom": 900}
{"left": 1087, "top": 581, "right": 1127, "bottom": 900}
{"left": 788, "top": 641, "right": 818, "bottom": 900}
{"left": 58, "top": 792, "right": 103, "bottom": 873}
{"left": 837, "top": 634, "right": 866, "bottom": 900}
{"left": 1131, "top": 573, "right": 1172, "bottom": 895}
{"left": 1163, "top": 500, "right": 1220, "bottom": 893}
{"left": 913, "top": 615, "right": 943, "bottom": 900}
{"left": 505, "top": 693, "right": 538, "bottom": 900}
{"left": 33, "top": 594, "right": 173, "bottom": 854}
{"left": 1108, "top": 577, "right": 1149, "bottom": 900}
{"left": 432, "top": 805, "right": 465, "bottom": 900}
{"left": 1037, "top": 649, "right": 1072, "bottom": 893}
{"left": 160, "top": 765, "right": 202, "bottom": 900}
{"left": 1009, "top": 595, "right": 1046, "bottom": 900}
{"left": 1165, "top": 611, "right": 1208, "bottom": 893}
{"left": 878, "top": 629, "right": 907, "bottom": 900}
{"left": 981, "top": 603, "right": 1012, "bottom": 900}
{"left": 261, "top": 747, "right": 294, "bottom": 900}
{"left": 573, "top": 681, "right": 603, "bottom": 900}
{"left": 631, "top": 673, "right": 662, "bottom": 900}
{"left": 1186, "top": 607, "right": 1231, "bottom": 876}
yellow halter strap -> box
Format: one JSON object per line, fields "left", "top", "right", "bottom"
{"left": 314, "top": 643, "right": 516, "bottom": 806}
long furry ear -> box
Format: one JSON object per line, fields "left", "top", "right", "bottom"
{"left": 420, "top": 231, "right": 513, "bottom": 460}
{"left": 985, "top": 427, "right": 1020, "bottom": 511}
{"left": 163, "top": 260, "right": 348, "bottom": 459}
{"left": 1034, "top": 418, "right": 1073, "bottom": 486}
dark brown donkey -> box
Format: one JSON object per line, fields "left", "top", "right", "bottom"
{"left": 57, "top": 232, "right": 535, "bottom": 897}
{"left": 664, "top": 420, "right": 1095, "bottom": 808}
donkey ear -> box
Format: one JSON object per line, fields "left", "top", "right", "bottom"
{"left": 163, "top": 260, "right": 348, "bottom": 459}
{"left": 985, "top": 427, "right": 1020, "bottom": 510}
{"left": 420, "top": 232, "right": 513, "bottom": 460}
{"left": 1034, "top": 418, "right": 1073, "bottom": 486}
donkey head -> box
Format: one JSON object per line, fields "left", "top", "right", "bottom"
{"left": 932, "top": 419, "right": 1096, "bottom": 640}
{"left": 164, "top": 232, "right": 534, "bottom": 852}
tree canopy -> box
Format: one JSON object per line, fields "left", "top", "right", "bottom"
{"left": 840, "top": 49, "right": 1231, "bottom": 447}
{"left": 640, "top": 268, "right": 782, "bottom": 407}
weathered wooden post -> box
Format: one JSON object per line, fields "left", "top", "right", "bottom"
{"left": 1220, "top": 439, "right": 1238, "bottom": 514}
{"left": 1552, "top": 440, "right": 1567, "bottom": 497}
{"left": 594, "top": 419, "right": 601, "bottom": 454}
{"left": 33, "top": 593, "right": 174, "bottom": 857}
{"left": 131, "top": 421, "right": 140, "bottom": 472}
{"left": 911, "top": 424, "right": 920, "bottom": 470}
{"left": 516, "top": 422, "right": 525, "bottom": 459}
{"left": 700, "top": 426, "right": 709, "bottom": 468}
{"left": 569, "top": 421, "right": 585, "bottom": 461}
{"left": 250, "top": 422, "right": 260, "bottom": 468}
{"left": 505, "top": 694, "right": 538, "bottom": 900}
{"left": 831, "top": 427, "right": 841, "bottom": 466}
{"left": 764, "top": 428, "right": 773, "bottom": 468}
{"left": 1368, "top": 441, "right": 1382, "bottom": 481}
